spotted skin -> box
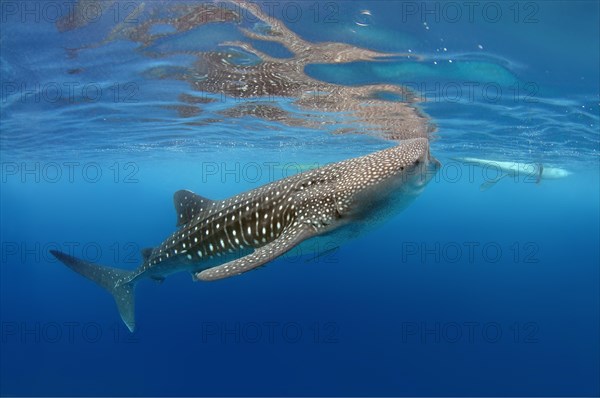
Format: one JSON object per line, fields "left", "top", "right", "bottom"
{"left": 50, "top": 138, "right": 439, "bottom": 331}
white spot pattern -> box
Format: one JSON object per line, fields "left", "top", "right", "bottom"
{"left": 134, "top": 139, "right": 433, "bottom": 285}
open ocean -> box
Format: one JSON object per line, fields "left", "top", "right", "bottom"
{"left": 1, "top": 1, "right": 599, "bottom": 396}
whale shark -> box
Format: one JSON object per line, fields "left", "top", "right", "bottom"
{"left": 453, "top": 157, "right": 571, "bottom": 191}
{"left": 51, "top": 138, "right": 439, "bottom": 332}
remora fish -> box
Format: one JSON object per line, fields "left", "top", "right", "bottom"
{"left": 453, "top": 157, "right": 571, "bottom": 191}
{"left": 51, "top": 138, "right": 439, "bottom": 331}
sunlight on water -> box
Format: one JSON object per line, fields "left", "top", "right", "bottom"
{"left": 1, "top": 0, "right": 596, "bottom": 168}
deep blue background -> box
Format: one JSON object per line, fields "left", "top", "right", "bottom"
{"left": 2, "top": 161, "right": 598, "bottom": 396}
{"left": 1, "top": 1, "right": 599, "bottom": 396}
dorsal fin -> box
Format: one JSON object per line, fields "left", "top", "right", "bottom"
{"left": 173, "top": 189, "right": 215, "bottom": 227}
{"left": 141, "top": 248, "right": 153, "bottom": 262}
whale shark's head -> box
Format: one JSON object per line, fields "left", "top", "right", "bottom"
{"left": 333, "top": 138, "right": 439, "bottom": 219}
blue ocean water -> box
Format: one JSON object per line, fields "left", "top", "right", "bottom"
{"left": 1, "top": 1, "right": 599, "bottom": 396}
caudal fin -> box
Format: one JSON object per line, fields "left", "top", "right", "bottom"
{"left": 50, "top": 250, "right": 137, "bottom": 332}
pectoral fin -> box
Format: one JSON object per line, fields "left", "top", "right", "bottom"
{"left": 480, "top": 174, "right": 508, "bottom": 192}
{"left": 196, "top": 224, "right": 315, "bottom": 281}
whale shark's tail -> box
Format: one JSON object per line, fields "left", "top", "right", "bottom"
{"left": 50, "top": 250, "right": 137, "bottom": 332}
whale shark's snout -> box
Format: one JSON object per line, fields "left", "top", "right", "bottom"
{"left": 426, "top": 153, "right": 441, "bottom": 180}
{"left": 417, "top": 140, "right": 441, "bottom": 172}
{"left": 399, "top": 139, "right": 440, "bottom": 189}
{"left": 408, "top": 150, "right": 440, "bottom": 192}
{"left": 331, "top": 138, "right": 439, "bottom": 219}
